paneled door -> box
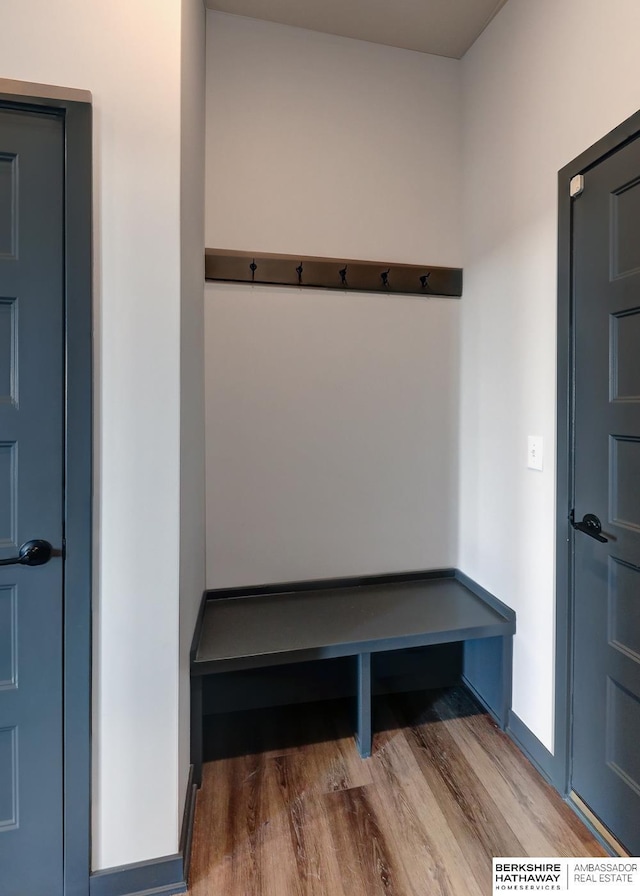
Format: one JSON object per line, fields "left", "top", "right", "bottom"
{"left": 571, "top": 133, "right": 640, "bottom": 855}
{"left": 0, "top": 107, "right": 65, "bottom": 894}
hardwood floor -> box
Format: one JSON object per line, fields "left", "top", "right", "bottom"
{"left": 188, "top": 687, "right": 606, "bottom": 896}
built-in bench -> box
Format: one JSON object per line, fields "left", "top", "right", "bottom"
{"left": 190, "top": 569, "right": 515, "bottom": 784}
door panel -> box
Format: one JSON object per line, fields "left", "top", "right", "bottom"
{"left": 0, "top": 298, "right": 17, "bottom": 403}
{"left": 0, "top": 109, "right": 64, "bottom": 894}
{"left": 611, "top": 308, "right": 640, "bottom": 399}
{"left": 0, "top": 152, "right": 17, "bottom": 258}
{"left": 572, "top": 134, "right": 640, "bottom": 855}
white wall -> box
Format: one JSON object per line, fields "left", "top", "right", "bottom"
{"left": 205, "top": 13, "right": 462, "bottom": 587}
{"left": 0, "top": 0, "right": 185, "bottom": 870}
{"left": 460, "top": 0, "right": 640, "bottom": 750}
{"left": 179, "top": 0, "right": 206, "bottom": 825}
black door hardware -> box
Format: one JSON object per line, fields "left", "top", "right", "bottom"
{"left": 569, "top": 511, "right": 608, "bottom": 543}
{"left": 0, "top": 539, "right": 54, "bottom": 567}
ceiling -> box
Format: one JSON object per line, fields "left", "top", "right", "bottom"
{"left": 204, "top": 0, "right": 509, "bottom": 59}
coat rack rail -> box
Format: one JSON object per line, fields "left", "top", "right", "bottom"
{"left": 205, "top": 249, "right": 462, "bottom": 297}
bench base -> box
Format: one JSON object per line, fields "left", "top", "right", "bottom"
{"left": 190, "top": 569, "right": 515, "bottom": 782}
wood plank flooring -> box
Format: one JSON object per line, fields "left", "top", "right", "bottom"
{"left": 188, "top": 687, "right": 606, "bottom": 896}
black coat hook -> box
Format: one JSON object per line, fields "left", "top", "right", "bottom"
{"left": 381, "top": 268, "right": 391, "bottom": 289}
{"left": 339, "top": 265, "right": 348, "bottom": 287}
{"left": 250, "top": 259, "right": 257, "bottom": 282}
{"left": 420, "top": 272, "right": 431, "bottom": 289}
{"left": 296, "top": 262, "right": 303, "bottom": 285}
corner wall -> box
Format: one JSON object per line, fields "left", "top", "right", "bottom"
{"left": 204, "top": 13, "right": 463, "bottom": 587}
{"left": 179, "top": 0, "right": 206, "bottom": 826}
{"left": 460, "top": 0, "right": 640, "bottom": 749}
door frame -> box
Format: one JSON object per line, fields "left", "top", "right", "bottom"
{"left": 0, "top": 83, "right": 92, "bottom": 895}
{"left": 555, "top": 109, "right": 640, "bottom": 796}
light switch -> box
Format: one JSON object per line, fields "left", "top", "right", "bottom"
{"left": 528, "top": 436, "right": 543, "bottom": 471}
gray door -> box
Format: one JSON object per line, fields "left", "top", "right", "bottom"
{"left": 572, "top": 134, "right": 640, "bottom": 854}
{"left": 0, "top": 109, "right": 64, "bottom": 893}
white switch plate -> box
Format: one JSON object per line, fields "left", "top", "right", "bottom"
{"left": 528, "top": 436, "right": 543, "bottom": 471}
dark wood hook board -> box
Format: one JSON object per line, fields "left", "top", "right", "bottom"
{"left": 205, "top": 249, "right": 462, "bottom": 298}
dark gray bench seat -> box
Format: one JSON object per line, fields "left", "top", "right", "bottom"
{"left": 190, "top": 570, "right": 515, "bottom": 780}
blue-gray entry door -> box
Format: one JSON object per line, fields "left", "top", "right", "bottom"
{"left": 571, "top": 133, "right": 640, "bottom": 855}
{"left": 0, "top": 108, "right": 65, "bottom": 893}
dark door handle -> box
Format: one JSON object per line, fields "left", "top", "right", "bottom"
{"left": 0, "top": 539, "right": 53, "bottom": 567}
{"left": 569, "top": 511, "right": 608, "bottom": 543}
